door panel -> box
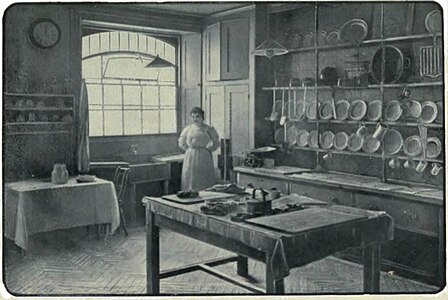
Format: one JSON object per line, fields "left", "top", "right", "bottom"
{"left": 203, "top": 86, "right": 225, "bottom": 168}
{"left": 227, "top": 84, "right": 250, "bottom": 155}
{"left": 221, "top": 18, "right": 250, "bottom": 80}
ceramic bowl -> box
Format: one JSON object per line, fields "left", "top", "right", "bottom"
{"left": 303, "top": 32, "right": 315, "bottom": 47}
{"left": 274, "top": 128, "right": 285, "bottom": 144}
{"left": 348, "top": 99, "right": 367, "bottom": 121}
{"left": 339, "top": 18, "right": 368, "bottom": 44}
{"left": 334, "top": 131, "right": 349, "bottom": 150}
{"left": 326, "top": 29, "right": 340, "bottom": 45}
{"left": 435, "top": 101, "right": 443, "bottom": 123}
{"left": 426, "top": 137, "right": 442, "bottom": 158}
{"left": 419, "top": 101, "right": 438, "bottom": 124}
{"left": 405, "top": 100, "right": 422, "bottom": 119}
{"left": 306, "top": 102, "right": 319, "bottom": 119}
{"left": 384, "top": 100, "right": 403, "bottom": 122}
{"left": 287, "top": 126, "right": 299, "bottom": 145}
{"left": 366, "top": 100, "right": 382, "bottom": 121}
{"left": 319, "top": 102, "right": 334, "bottom": 120}
{"left": 362, "top": 134, "right": 381, "bottom": 154}
{"left": 295, "top": 101, "right": 306, "bottom": 119}
{"left": 403, "top": 135, "right": 423, "bottom": 157}
{"left": 296, "top": 129, "right": 310, "bottom": 147}
{"left": 308, "top": 130, "right": 319, "bottom": 148}
{"left": 348, "top": 133, "right": 363, "bottom": 152}
{"left": 317, "top": 31, "right": 327, "bottom": 46}
{"left": 320, "top": 131, "right": 335, "bottom": 149}
{"left": 335, "top": 100, "right": 350, "bottom": 120}
{"left": 383, "top": 129, "right": 403, "bottom": 155}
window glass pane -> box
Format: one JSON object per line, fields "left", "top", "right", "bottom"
{"left": 165, "top": 45, "right": 176, "bottom": 64}
{"left": 156, "top": 40, "right": 165, "bottom": 57}
{"left": 129, "top": 32, "right": 138, "bottom": 52}
{"left": 124, "top": 111, "right": 142, "bottom": 135}
{"left": 142, "top": 111, "right": 159, "bottom": 134}
{"left": 104, "top": 84, "right": 122, "bottom": 106}
{"left": 82, "top": 57, "right": 102, "bottom": 79}
{"left": 110, "top": 32, "right": 119, "bottom": 51}
{"left": 99, "top": 32, "right": 110, "bottom": 52}
{"left": 123, "top": 85, "right": 141, "bottom": 108}
{"left": 160, "top": 110, "right": 176, "bottom": 133}
{"left": 104, "top": 111, "right": 123, "bottom": 135}
{"left": 160, "top": 86, "right": 176, "bottom": 107}
{"left": 82, "top": 36, "right": 90, "bottom": 57}
{"left": 89, "top": 110, "right": 103, "bottom": 136}
{"left": 158, "top": 68, "right": 175, "bottom": 82}
{"left": 90, "top": 34, "right": 100, "bottom": 54}
{"left": 119, "top": 31, "right": 129, "bottom": 51}
{"left": 146, "top": 36, "right": 156, "bottom": 55}
{"left": 86, "top": 84, "right": 102, "bottom": 105}
{"left": 142, "top": 86, "right": 159, "bottom": 107}
{"left": 138, "top": 34, "right": 147, "bottom": 53}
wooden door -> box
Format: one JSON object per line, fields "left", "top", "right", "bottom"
{"left": 203, "top": 85, "right": 226, "bottom": 168}
{"left": 180, "top": 33, "right": 202, "bottom": 129}
{"left": 227, "top": 84, "right": 251, "bottom": 155}
{"left": 204, "top": 23, "right": 221, "bottom": 82}
{"left": 221, "top": 18, "right": 250, "bottom": 80}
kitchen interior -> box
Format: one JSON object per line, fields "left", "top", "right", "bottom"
{"left": 2, "top": 1, "right": 446, "bottom": 296}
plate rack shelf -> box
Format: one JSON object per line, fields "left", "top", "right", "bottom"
{"left": 264, "top": 2, "right": 443, "bottom": 187}
{"left": 3, "top": 92, "right": 76, "bottom": 181}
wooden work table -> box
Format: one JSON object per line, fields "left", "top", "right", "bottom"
{"left": 142, "top": 194, "right": 393, "bottom": 294}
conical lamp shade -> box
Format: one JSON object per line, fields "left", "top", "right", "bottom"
{"left": 145, "top": 55, "right": 175, "bottom": 68}
{"left": 252, "top": 38, "right": 288, "bottom": 59}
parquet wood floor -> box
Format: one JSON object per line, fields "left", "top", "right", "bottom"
{"left": 3, "top": 226, "right": 439, "bottom": 296}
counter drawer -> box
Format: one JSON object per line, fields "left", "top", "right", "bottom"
{"left": 237, "top": 174, "right": 288, "bottom": 195}
{"left": 355, "top": 193, "right": 439, "bottom": 236}
{"left": 289, "top": 183, "right": 355, "bottom": 206}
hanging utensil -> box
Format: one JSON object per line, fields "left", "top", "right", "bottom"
{"left": 419, "top": 41, "right": 442, "bottom": 78}
{"left": 269, "top": 80, "right": 279, "bottom": 121}
{"left": 280, "top": 88, "right": 287, "bottom": 126}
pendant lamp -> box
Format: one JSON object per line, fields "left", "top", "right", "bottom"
{"left": 252, "top": 7, "right": 288, "bottom": 59}
{"left": 145, "top": 55, "right": 175, "bottom": 68}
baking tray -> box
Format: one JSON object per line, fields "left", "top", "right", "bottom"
{"left": 162, "top": 191, "right": 235, "bottom": 204}
{"left": 245, "top": 207, "right": 367, "bottom": 234}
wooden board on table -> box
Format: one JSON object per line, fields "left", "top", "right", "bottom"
{"left": 254, "top": 166, "right": 312, "bottom": 175}
{"left": 162, "top": 191, "right": 235, "bottom": 204}
{"left": 245, "top": 207, "right": 367, "bottom": 234}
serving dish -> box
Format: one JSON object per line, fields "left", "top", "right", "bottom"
{"left": 403, "top": 135, "right": 423, "bottom": 157}
{"left": 383, "top": 129, "right": 403, "bottom": 155}
{"left": 339, "top": 18, "right": 368, "bottom": 44}
{"left": 362, "top": 134, "right": 381, "bottom": 154}
{"left": 366, "top": 100, "right": 382, "bottom": 121}
{"left": 348, "top": 99, "right": 367, "bottom": 121}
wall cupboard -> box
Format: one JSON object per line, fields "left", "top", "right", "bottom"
{"left": 203, "top": 18, "right": 250, "bottom": 81}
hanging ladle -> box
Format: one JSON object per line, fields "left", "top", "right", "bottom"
{"left": 269, "top": 80, "right": 279, "bottom": 121}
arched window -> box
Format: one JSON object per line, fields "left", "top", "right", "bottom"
{"left": 82, "top": 31, "right": 177, "bottom": 137}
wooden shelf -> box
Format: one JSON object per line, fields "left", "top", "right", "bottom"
{"left": 266, "top": 118, "right": 443, "bottom": 128}
{"left": 4, "top": 93, "right": 74, "bottom": 98}
{"left": 262, "top": 81, "right": 443, "bottom": 91}
{"left": 286, "top": 33, "right": 442, "bottom": 54}
{"left": 5, "top": 130, "right": 72, "bottom": 136}
{"left": 5, "top": 107, "right": 73, "bottom": 111}
{"left": 5, "top": 121, "right": 73, "bottom": 126}
{"left": 289, "top": 145, "right": 443, "bottom": 163}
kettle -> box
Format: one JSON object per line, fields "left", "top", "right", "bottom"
{"left": 246, "top": 187, "right": 272, "bottom": 215}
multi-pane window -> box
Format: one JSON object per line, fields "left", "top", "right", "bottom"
{"left": 82, "top": 31, "right": 177, "bottom": 137}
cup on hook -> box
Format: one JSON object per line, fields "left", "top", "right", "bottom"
{"left": 372, "top": 123, "right": 389, "bottom": 141}
{"left": 356, "top": 123, "right": 368, "bottom": 138}
{"left": 323, "top": 152, "right": 333, "bottom": 161}
{"left": 430, "top": 163, "right": 443, "bottom": 176}
{"left": 415, "top": 160, "right": 428, "bottom": 173}
{"left": 403, "top": 159, "right": 416, "bottom": 169}
{"left": 388, "top": 158, "right": 400, "bottom": 169}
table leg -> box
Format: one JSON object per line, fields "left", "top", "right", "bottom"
{"left": 265, "top": 254, "right": 285, "bottom": 294}
{"left": 130, "top": 184, "right": 137, "bottom": 226}
{"left": 146, "top": 209, "right": 160, "bottom": 294}
{"left": 363, "top": 244, "right": 381, "bottom": 293}
{"left": 237, "top": 255, "right": 248, "bottom": 277}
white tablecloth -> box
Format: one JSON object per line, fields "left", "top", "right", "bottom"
{"left": 5, "top": 177, "right": 120, "bottom": 250}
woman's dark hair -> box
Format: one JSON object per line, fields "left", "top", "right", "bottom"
{"left": 190, "top": 106, "right": 204, "bottom": 118}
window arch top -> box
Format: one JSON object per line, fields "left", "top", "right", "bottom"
{"left": 82, "top": 31, "right": 176, "bottom": 65}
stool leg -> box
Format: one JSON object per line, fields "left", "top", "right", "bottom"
{"left": 119, "top": 202, "right": 128, "bottom": 237}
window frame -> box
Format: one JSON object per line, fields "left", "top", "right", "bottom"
{"left": 81, "top": 30, "right": 180, "bottom": 139}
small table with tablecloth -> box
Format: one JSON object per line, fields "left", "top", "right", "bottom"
{"left": 4, "top": 177, "right": 120, "bottom": 250}
{"left": 143, "top": 194, "right": 394, "bottom": 294}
